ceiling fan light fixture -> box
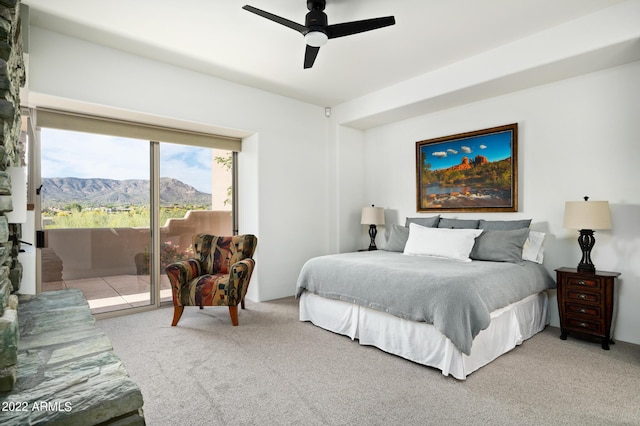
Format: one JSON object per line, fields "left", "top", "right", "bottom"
{"left": 242, "top": 1, "right": 395, "bottom": 68}
{"left": 304, "top": 31, "right": 328, "bottom": 47}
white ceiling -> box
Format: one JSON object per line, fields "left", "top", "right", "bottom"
{"left": 22, "top": 0, "right": 627, "bottom": 107}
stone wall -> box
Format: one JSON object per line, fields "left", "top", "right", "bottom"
{"left": 0, "top": 0, "right": 26, "bottom": 392}
{"left": 2, "top": 290, "right": 145, "bottom": 424}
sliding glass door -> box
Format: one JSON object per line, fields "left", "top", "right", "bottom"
{"left": 157, "top": 143, "right": 233, "bottom": 303}
{"left": 39, "top": 128, "right": 153, "bottom": 313}
{"left": 38, "top": 129, "right": 234, "bottom": 314}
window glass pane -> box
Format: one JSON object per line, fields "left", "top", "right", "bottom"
{"left": 158, "top": 143, "right": 233, "bottom": 303}
{"left": 40, "top": 128, "right": 153, "bottom": 313}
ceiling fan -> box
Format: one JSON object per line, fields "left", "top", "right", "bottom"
{"left": 242, "top": 0, "right": 395, "bottom": 69}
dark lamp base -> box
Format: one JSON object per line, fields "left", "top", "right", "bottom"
{"left": 577, "top": 228, "right": 596, "bottom": 274}
{"left": 577, "top": 263, "right": 596, "bottom": 274}
{"left": 368, "top": 224, "right": 378, "bottom": 251}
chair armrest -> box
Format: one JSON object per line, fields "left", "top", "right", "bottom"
{"left": 228, "top": 259, "right": 256, "bottom": 304}
{"left": 166, "top": 259, "right": 202, "bottom": 306}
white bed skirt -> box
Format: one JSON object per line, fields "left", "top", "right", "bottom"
{"left": 299, "top": 291, "right": 549, "bottom": 380}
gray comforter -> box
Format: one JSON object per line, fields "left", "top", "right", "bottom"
{"left": 295, "top": 251, "right": 556, "bottom": 355}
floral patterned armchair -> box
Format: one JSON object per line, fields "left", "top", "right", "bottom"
{"left": 165, "top": 234, "right": 257, "bottom": 326}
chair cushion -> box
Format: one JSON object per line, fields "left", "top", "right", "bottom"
{"left": 188, "top": 273, "right": 232, "bottom": 307}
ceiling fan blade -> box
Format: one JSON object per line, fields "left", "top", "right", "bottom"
{"left": 304, "top": 45, "right": 320, "bottom": 69}
{"left": 326, "top": 16, "right": 395, "bottom": 39}
{"left": 242, "top": 5, "right": 307, "bottom": 34}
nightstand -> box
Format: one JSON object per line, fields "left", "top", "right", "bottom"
{"left": 555, "top": 267, "right": 620, "bottom": 350}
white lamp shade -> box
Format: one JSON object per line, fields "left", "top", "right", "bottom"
{"left": 563, "top": 200, "right": 611, "bottom": 230}
{"left": 361, "top": 206, "right": 385, "bottom": 225}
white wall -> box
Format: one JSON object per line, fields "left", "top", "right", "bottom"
{"left": 22, "top": 7, "right": 640, "bottom": 346}
{"left": 25, "top": 27, "right": 332, "bottom": 301}
{"left": 357, "top": 60, "right": 640, "bottom": 345}
{"left": 332, "top": 124, "right": 365, "bottom": 253}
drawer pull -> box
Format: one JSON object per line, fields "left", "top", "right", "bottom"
{"left": 578, "top": 294, "right": 587, "bottom": 300}
{"left": 578, "top": 322, "right": 587, "bottom": 328}
{"left": 578, "top": 308, "right": 587, "bottom": 314}
{"left": 577, "top": 280, "right": 587, "bottom": 286}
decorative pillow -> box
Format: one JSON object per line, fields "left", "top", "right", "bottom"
{"left": 404, "top": 223, "right": 483, "bottom": 262}
{"left": 522, "top": 231, "right": 546, "bottom": 264}
{"left": 405, "top": 215, "right": 440, "bottom": 228}
{"left": 384, "top": 224, "right": 410, "bottom": 252}
{"left": 437, "top": 218, "right": 479, "bottom": 229}
{"left": 470, "top": 228, "right": 530, "bottom": 263}
{"left": 478, "top": 219, "right": 532, "bottom": 230}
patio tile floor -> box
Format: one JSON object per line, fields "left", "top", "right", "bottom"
{"left": 42, "top": 275, "right": 172, "bottom": 314}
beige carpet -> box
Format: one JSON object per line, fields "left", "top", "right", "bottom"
{"left": 97, "top": 297, "right": 640, "bottom": 425}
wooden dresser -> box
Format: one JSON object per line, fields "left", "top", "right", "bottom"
{"left": 555, "top": 267, "right": 620, "bottom": 350}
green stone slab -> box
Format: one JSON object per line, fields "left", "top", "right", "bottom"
{"left": 18, "top": 326, "right": 104, "bottom": 351}
{"left": 47, "top": 334, "right": 112, "bottom": 365}
{"left": 0, "top": 170, "right": 10, "bottom": 194}
{"left": 0, "top": 306, "right": 17, "bottom": 366}
{"left": 0, "top": 364, "right": 16, "bottom": 391}
{"left": 3, "top": 352, "right": 144, "bottom": 426}
{"left": 3, "top": 289, "right": 145, "bottom": 424}
{"left": 0, "top": 194, "right": 12, "bottom": 211}
{"left": 0, "top": 215, "right": 7, "bottom": 242}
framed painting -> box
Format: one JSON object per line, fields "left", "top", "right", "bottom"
{"left": 415, "top": 123, "right": 518, "bottom": 212}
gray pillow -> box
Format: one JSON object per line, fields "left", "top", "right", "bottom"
{"left": 438, "top": 218, "right": 479, "bottom": 229}
{"left": 384, "top": 224, "right": 410, "bottom": 252}
{"left": 478, "top": 219, "right": 532, "bottom": 230}
{"left": 405, "top": 215, "right": 440, "bottom": 228}
{"left": 470, "top": 228, "right": 530, "bottom": 263}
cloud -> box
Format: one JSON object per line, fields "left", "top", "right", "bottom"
{"left": 461, "top": 146, "right": 472, "bottom": 153}
{"left": 432, "top": 151, "right": 448, "bottom": 158}
{"left": 41, "top": 129, "right": 149, "bottom": 180}
{"left": 161, "top": 145, "right": 213, "bottom": 193}
{"left": 479, "top": 144, "right": 487, "bottom": 149}
{"left": 447, "top": 148, "right": 458, "bottom": 154}
{"left": 40, "top": 128, "right": 216, "bottom": 193}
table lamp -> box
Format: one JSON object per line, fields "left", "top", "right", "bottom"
{"left": 361, "top": 205, "right": 385, "bottom": 250}
{"left": 563, "top": 196, "right": 611, "bottom": 273}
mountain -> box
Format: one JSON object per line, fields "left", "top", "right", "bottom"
{"left": 41, "top": 177, "right": 211, "bottom": 208}
{"left": 446, "top": 155, "right": 490, "bottom": 172}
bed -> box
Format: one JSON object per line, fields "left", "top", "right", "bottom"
{"left": 295, "top": 219, "right": 555, "bottom": 379}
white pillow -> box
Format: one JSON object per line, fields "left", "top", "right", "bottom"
{"left": 522, "top": 231, "right": 546, "bottom": 264}
{"left": 404, "top": 223, "right": 483, "bottom": 262}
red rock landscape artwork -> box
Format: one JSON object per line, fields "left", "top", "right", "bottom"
{"left": 415, "top": 123, "right": 518, "bottom": 212}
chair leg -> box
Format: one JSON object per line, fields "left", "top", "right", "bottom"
{"left": 228, "top": 305, "right": 239, "bottom": 326}
{"left": 171, "top": 306, "right": 184, "bottom": 326}
{"left": 241, "top": 298, "right": 246, "bottom": 310}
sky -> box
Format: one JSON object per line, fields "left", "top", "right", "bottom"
{"left": 40, "top": 128, "right": 214, "bottom": 193}
{"left": 419, "top": 130, "right": 513, "bottom": 171}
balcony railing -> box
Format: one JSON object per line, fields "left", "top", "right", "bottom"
{"left": 42, "top": 210, "right": 232, "bottom": 314}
